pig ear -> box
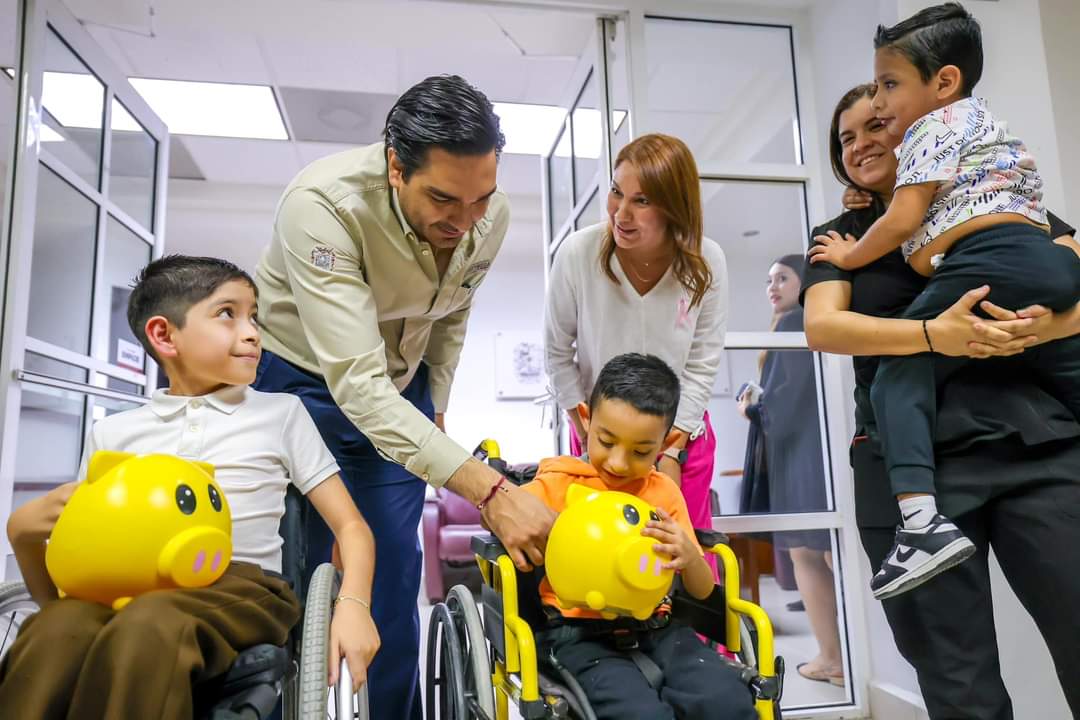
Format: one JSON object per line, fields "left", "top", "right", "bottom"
{"left": 565, "top": 483, "right": 596, "bottom": 506}
{"left": 190, "top": 460, "right": 215, "bottom": 479}
{"left": 87, "top": 451, "right": 134, "bottom": 484}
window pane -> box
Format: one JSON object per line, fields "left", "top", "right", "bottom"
{"left": 575, "top": 187, "right": 602, "bottom": 231}
{"left": 96, "top": 216, "right": 152, "bottom": 387}
{"left": 42, "top": 27, "right": 104, "bottom": 189}
{"left": 701, "top": 180, "right": 807, "bottom": 332}
{"left": 0, "top": 0, "right": 18, "bottom": 236}
{"left": 606, "top": 18, "right": 632, "bottom": 159}
{"left": 716, "top": 529, "right": 849, "bottom": 708}
{"left": 645, "top": 18, "right": 800, "bottom": 165}
{"left": 89, "top": 393, "right": 144, "bottom": 420}
{"left": 24, "top": 352, "right": 88, "bottom": 384}
{"left": 14, "top": 383, "right": 86, "bottom": 486}
{"left": 27, "top": 166, "right": 97, "bottom": 354}
{"left": 109, "top": 99, "right": 157, "bottom": 230}
{"left": 708, "top": 349, "right": 830, "bottom": 516}
{"left": 547, "top": 117, "right": 573, "bottom": 238}
{"left": 571, "top": 70, "right": 601, "bottom": 204}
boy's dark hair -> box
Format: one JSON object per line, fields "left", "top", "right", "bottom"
{"left": 127, "top": 255, "right": 256, "bottom": 362}
{"left": 589, "top": 353, "right": 681, "bottom": 431}
{"left": 383, "top": 74, "right": 506, "bottom": 181}
{"left": 874, "top": 2, "right": 982, "bottom": 95}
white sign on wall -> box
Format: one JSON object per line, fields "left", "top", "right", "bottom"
{"left": 494, "top": 331, "right": 547, "bottom": 400}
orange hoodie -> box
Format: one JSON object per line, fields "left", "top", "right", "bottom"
{"left": 522, "top": 456, "right": 702, "bottom": 620}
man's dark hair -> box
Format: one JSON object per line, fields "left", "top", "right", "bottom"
{"left": 127, "top": 254, "right": 256, "bottom": 362}
{"left": 589, "top": 353, "right": 681, "bottom": 430}
{"left": 875, "top": 2, "right": 982, "bottom": 95}
{"left": 383, "top": 74, "right": 506, "bottom": 181}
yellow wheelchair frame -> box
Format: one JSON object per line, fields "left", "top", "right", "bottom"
{"left": 475, "top": 538, "right": 782, "bottom": 720}
{"left": 424, "top": 439, "right": 783, "bottom": 720}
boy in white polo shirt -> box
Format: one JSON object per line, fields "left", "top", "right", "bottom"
{"left": 0, "top": 255, "right": 380, "bottom": 720}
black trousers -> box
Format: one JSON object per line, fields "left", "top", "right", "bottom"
{"left": 537, "top": 621, "right": 758, "bottom": 720}
{"left": 871, "top": 225, "right": 1080, "bottom": 495}
{"left": 853, "top": 438, "right": 1080, "bottom": 719}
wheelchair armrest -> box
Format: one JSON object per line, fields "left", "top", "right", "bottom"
{"left": 694, "top": 528, "right": 729, "bottom": 548}
{"left": 470, "top": 534, "right": 507, "bottom": 563}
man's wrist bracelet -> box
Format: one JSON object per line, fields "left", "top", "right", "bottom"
{"left": 477, "top": 475, "right": 509, "bottom": 511}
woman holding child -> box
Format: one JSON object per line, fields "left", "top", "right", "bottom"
{"left": 802, "top": 79, "right": 1080, "bottom": 718}
{"left": 544, "top": 133, "right": 728, "bottom": 559}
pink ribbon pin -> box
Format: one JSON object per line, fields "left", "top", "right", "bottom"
{"left": 676, "top": 297, "right": 690, "bottom": 329}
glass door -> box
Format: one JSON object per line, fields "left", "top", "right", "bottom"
{"left": 0, "top": 0, "right": 168, "bottom": 578}
{"left": 639, "top": 14, "right": 868, "bottom": 718}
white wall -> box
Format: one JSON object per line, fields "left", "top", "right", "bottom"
{"left": 1040, "top": 0, "right": 1080, "bottom": 219}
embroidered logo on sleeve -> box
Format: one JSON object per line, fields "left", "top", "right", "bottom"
{"left": 311, "top": 245, "right": 336, "bottom": 271}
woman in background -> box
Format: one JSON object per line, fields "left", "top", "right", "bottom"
{"left": 738, "top": 254, "right": 842, "bottom": 686}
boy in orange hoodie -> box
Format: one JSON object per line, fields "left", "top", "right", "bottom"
{"left": 522, "top": 353, "right": 756, "bottom": 720}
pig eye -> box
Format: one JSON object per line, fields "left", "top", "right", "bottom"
{"left": 622, "top": 504, "right": 641, "bottom": 525}
{"left": 208, "top": 485, "right": 223, "bottom": 512}
{"left": 175, "top": 484, "right": 197, "bottom": 515}
{"left": 649, "top": 510, "right": 660, "bottom": 522}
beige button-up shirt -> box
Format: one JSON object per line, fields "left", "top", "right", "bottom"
{"left": 254, "top": 142, "right": 510, "bottom": 486}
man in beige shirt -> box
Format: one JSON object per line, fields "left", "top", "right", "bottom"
{"left": 252, "top": 75, "right": 553, "bottom": 720}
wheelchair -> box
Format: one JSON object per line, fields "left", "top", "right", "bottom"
{"left": 0, "top": 486, "right": 367, "bottom": 720}
{"left": 424, "top": 442, "right": 785, "bottom": 720}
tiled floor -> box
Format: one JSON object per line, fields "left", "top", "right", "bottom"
{"left": 418, "top": 572, "right": 849, "bottom": 719}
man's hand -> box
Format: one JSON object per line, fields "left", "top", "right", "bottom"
{"left": 8, "top": 481, "right": 77, "bottom": 545}
{"left": 446, "top": 459, "right": 555, "bottom": 572}
{"left": 480, "top": 482, "right": 555, "bottom": 571}
{"left": 809, "top": 230, "right": 860, "bottom": 269}
{"left": 328, "top": 599, "right": 380, "bottom": 692}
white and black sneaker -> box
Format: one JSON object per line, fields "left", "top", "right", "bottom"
{"left": 870, "top": 514, "right": 975, "bottom": 600}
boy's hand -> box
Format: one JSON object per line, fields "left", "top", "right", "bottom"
{"left": 8, "top": 482, "right": 78, "bottom": 545}
{"left": 641, "top": 508, "right": 699, "bottom": 572}
{"left": 328, "top": 598, "right": 380, "bottom": 693}
{"left": 809, "top": 230, "right": 860, "bottom": 269}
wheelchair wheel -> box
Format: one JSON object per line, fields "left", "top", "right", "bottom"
{"left": 425, "top": 599, "right": 468, "bottom": 719}
{"left": 296, "top": 563, "right": 368, "bottom": 719}
{"left": 0, "top": 582, "right": 37, "bottom": 663}
{"left": 736, "top": 614, "right": 757, "bottom": 669}
{"left": 446, "top": 585, "right": 495, "bottom": 719}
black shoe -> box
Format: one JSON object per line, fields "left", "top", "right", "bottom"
{"left": 871, "top": 514, "right": 975, "bottom": 600}
{"left": 786, "top": 600, "right": 805, "bottom": 612}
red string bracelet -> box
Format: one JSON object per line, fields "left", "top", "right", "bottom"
{"left": 476, "top": 475, "right": 509, "bottom": 511}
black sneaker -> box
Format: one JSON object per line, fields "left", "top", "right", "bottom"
{"left": 870, "top": 514, "right": 975, "bottom": 600}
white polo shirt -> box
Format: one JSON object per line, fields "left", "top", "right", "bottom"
{"left": 77, "top": 385, "right": 340, "bottom": 574}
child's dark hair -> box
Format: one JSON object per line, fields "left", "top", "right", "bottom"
{"left": 127, "top": 254, "right": 256, "bottom": 362}
{"left": 589, "top": 353, "right": 681, "bottom": 430}
{"left": 874, "top": 2, "right": 982, "bottom": 95}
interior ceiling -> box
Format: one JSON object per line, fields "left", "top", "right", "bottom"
{"left": 54, "top": 0, "right": 595, "bottom": 194}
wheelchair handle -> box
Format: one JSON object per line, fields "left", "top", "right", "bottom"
{"left": 337, "top": 658, "right": 370, "bottom": 719}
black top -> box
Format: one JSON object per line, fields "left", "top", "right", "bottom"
{"left": 800, "top": 207, "right": 1080, "bottom": 522}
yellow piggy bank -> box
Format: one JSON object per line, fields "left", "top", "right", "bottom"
{"left": 545, "top": 484, "right": 674, "bottom": 620}
{"left": 46, "top": 451, "right": 232, "bottom": 610}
